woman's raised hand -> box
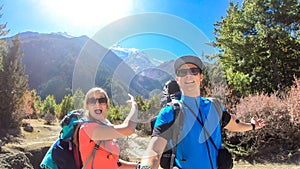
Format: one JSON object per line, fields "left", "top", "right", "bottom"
{"left": 126, "top": 93, "right": 136, "bottom": 106}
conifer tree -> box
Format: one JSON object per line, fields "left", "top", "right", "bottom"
{"left": 0, "top": 5, "right": 10, "bottom": 71}
{"left": 214, "top": 0, "right": 300, "bottom": 96}
{"left": 41, "top": 95, "right": 56, "bottom": 117}
{"left": 0, "top": 38, "right": 28, "bottom": 129}
{"left": 58, "top": 94, "right": 74, "bottom": 120}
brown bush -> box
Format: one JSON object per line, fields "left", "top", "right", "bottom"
{"left": 283, "top": 76, "right": 300, "bottom": 124}
{"left": 43, "top": 112, "right": 56, "bottom": 125}
{"left": 224, "top": 78, "right": 300, "bottom": 164}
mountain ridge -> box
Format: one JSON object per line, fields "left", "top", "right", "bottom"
{"left": 2, "top": 31, "right": 174, "bottom": 102}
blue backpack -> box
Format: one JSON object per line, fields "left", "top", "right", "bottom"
{"left": 40, "top": 109, "right": 100, "bottom": 169}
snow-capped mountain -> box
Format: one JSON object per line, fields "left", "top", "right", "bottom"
{"left": 110, "top": 45, "right": 137, "bottom": 60}
{"left": 110, "top": 46, "right": 165, "bottom": 72}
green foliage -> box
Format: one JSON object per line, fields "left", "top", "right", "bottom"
{"left": 146, "top": 94, "right": 161, "bottom": 116}
{"left": 106, "top": 94, "right": 161, "bottom": 134}
{"left": 134, "top": 94, "right": 161, "bottom": 134}
{"left": 0, "top": 6, "right": 9, "bottom": 71}
{"left": 33, "top": 92, "right": 42, "bottom": 115}
{"left": 57, "top": 94, "right": 74, "bottom": 120}
{"left": 72, "top": 88, "right": 84, "bottom": 109}
{"left": 55, "top": 104, "right": 61, "bottom": 119}
{"left": 0, "top": 38, "right": 28, "bottom": 130}
{"left": 38, "top": 76, "right": 71, "bottom": 102}
{"left": 214, "top": 0, "right": 300, "bottom": 97}
{"left": 225, "top": 67, "right": 252, "bottom": 97}
{"left": 41, "top": 95, "right": 57, "bottom": 118}
{"left": 135, "top": 96, "right": 149, "bottom": 112}
{"left": 201, "top": 61, "right": 227, "bottom": 98}
{"left": 106, "top": 105, "right": 126, "bottom": 124}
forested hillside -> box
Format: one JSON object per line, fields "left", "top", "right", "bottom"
{"left": 3, "top": 32, "right": 173, "bottom": 102}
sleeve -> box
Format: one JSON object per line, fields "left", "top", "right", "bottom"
{"left": 220, "top": 105, "right": 231, "bottom": 129}
{"left": 152, "top": 105, "right": 176, "bottom": 141}
{"left": 208, "top": 97, "right": 231, "bottom": 129}
{"left": 80, "top": 122, "right": 100, "bottom": 141}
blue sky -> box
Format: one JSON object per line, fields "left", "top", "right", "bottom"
{"left": 1, "top": 0, "right": 243, "bottom": 58}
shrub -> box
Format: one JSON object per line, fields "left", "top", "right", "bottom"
{"left": 283, "top": 76, "right": 300, "bottom": 124}
{"left": 43, "top": 112, "right": 56, "bottom": 125}
{"left": 106, "top": 105, "right": 126, "bottom": 124}
{"left": 225, "top": 78, "right": 300, "bottom": 164}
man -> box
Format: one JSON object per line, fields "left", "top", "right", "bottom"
{"left": 140, "top": 55, "right": 265, "bottom": 169}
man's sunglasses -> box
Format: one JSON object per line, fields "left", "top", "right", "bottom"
{"left": 87, "top": 97, "right": 107, "bottom": 105}
{"left": 176, "top": 68, "right": 201, "bottom": 77}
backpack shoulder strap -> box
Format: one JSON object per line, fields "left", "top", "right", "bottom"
{"left": 72, "top": 121, "right": 84, "bottom": 169}
{"left": 82, "top": 140, "right": 102, "bottom": 169}
{"left": 169, "top": 100, "right": 184, "bottom": 168}
{"left": 207, "top": 97, "right": 223, "bottom": 118}
{"left": 207, "top": 98, "right": 231, "bottom": 129}
{"left": 73, "top": 120, "right": 99, "bottom": 169}
{"left": 72, "top": 119, "right": 92, "bottom": 147}
{"left": 72, "top": 121, "right": 83, "bottom": 148}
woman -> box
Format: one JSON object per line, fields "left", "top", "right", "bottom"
{"left": 79, "top": 87, "right": 139, "bottom": 169}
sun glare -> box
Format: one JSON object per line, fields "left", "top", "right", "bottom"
{"left": 39, "top": 0, "right": 133, "bottom": 34}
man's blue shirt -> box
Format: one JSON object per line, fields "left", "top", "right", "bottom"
{"left": 153, "top": 95, "right": 223, "bottom": 169}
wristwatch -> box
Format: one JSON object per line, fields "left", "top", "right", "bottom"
{"left": 140, "top": 165, "right": 153, "bottom": 169}
{"left": 135, "top": 162, "right": 140, "bottom": 169}
{"left": 251, "top": 123, "right": 255, "bottom": 130}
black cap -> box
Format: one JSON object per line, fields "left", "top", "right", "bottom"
{"left": 174, "top": 55, "right": 203, "bottom": 71}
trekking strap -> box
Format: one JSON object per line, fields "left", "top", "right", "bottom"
{"left": 207, "top": 98, "right": 223, "bottom": 119}
{"left": 72, "top": 120, "right": 94, "bottom": 169}
{"left": 169, "top": 101, "right": 184, "bottom": 169}
{"left": 82, "top": 140, "right": 102, "bottom": 169}
{"left": 72, "top": 122, "right": 84, "bottom": 169}
{"left": 80, "top": 120, "right": 113, "bottom": 169}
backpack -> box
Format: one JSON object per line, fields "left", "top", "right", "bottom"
{"left": 160, "top": 80, "right": 181, "bottom": 108}
{"left": 150, "top": 80, "right": 183, "bottom": 169}
{"left": 40, "top": 109, "right": 99, "bottom": 169}
{"left": 151, "top": 80, "right": 230, "bottom": 169}
{"left": 150, "top": 80, "right": 182, "bottom": 132}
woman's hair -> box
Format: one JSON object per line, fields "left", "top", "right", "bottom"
{"left": 83, "top": 87, "right": 110, "bottom": 119}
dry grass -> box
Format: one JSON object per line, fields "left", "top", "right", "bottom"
{"left": 232, "top": 162, "right": 300, "bottom": 169}
{"left": 158, "top": 162, "right": 300, "bottom": 169}
{"left": 3, "top": 119, "right": 60, "bottom": 152}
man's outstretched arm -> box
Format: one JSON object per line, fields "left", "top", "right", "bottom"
{"left": 140, "top": 136, "right": 167, "bottom": 169}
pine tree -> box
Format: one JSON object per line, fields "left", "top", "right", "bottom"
{"left": 0, "top": 38, "right": 28, "bottom": 130}
{"left": 58, "top": 94, "right": 74, "bottom": 120}
{"left": 214, "top": 0, "right": 300, "bottom": 96}
{"left": 41, "top": 95, "right": 56, "bottom": 117}
{"left": 0, "top": 5, "right": 10, "bottom": 71}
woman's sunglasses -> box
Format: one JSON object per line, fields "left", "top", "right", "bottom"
{"left": 87, "top": 97, "right": 107, "bottom": 105}
{"left": 176, "top": 68, "right": 201, "bottom": 77}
